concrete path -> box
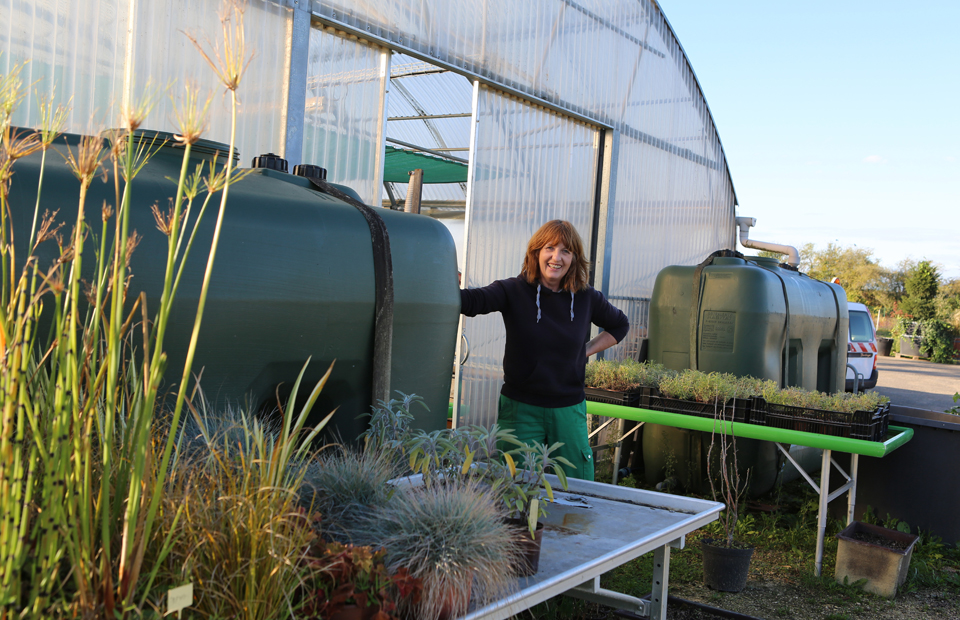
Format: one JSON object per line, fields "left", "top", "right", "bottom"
{"left": 871, "top": 355, "right": 960, "bottom": 412}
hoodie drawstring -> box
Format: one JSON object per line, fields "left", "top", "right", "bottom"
{"left": 536, "top": 284, "right": 575, "bottom": 323}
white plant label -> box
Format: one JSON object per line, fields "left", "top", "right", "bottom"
{"left": 167, "top": 583, "right": 194, "bottom": 615}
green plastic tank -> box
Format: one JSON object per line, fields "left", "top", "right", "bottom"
{"left": 10, "top": 130, "right": 460, "bottom": 440}
{"left": 643, "top": 254, "right": 849, "bottom": 494}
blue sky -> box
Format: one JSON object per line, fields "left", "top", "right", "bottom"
{"left": 657, "top": 1, "right": 960, "bottom": 280}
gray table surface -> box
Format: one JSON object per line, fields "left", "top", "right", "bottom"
{"left": 463, "top": 476, "right": 724, "bottom": 619}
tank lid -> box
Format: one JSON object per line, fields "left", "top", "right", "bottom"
{"left": 252, "top": 153, "right": 288, "bottom": 172}
{"left": 293, "top": 164, "right": 327, "bottom": 180}
{"left": 751, "top": 256, "right": 781, "bottom": 269}
{"left": 713, "top": 257, "right": 745, "bottom": 266}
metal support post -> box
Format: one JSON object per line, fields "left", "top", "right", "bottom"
{"left": 649, "top": 543, "right": 671, "bottom": 620}
{"left": 815, "top": 448, "right": 831, "bottom": 576}
{"left": 847, "top": 454, "right": 859, "bottom": 524}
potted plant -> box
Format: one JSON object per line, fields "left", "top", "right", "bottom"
{"left": 300, "top": 444, "right": 401, "bottom": 546}
{"left": 495, "top": 440, "right": 572, "bottom": 576}
{"left": 374, "top": 479, "right": 520, "bottom": 620}
{"left": 892, "top": 317, "right": 924, "bottom": 358}
{"left": 405, "top": 423, "right": 570, "bottom": 577}
{"left": 701, "top": 400, "right": 753, "bottom": 592}
{"left": 302, "top": 541, "right": 422, "bottom": 620}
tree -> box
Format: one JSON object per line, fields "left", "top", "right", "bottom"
{"left": 900, "top": 260, "right": 940, "bottom": 320}
{"left": 935, "top": 276, "right": 960, "bottom": 329}
{"left": 795, "top": 242, "right": 888, "bottom": 308}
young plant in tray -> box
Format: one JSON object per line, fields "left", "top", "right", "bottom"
{"left": 584, "top": 359, "right": 675, "bottom": 392}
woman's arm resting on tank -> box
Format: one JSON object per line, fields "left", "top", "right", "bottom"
{"left": 460, "top": 280, "right": 509, "bottom": 317}
{"left": 586, "top": 331, "right": 619, "bottom": 358}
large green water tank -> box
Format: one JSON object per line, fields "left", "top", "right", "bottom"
{"left": 643, "top": 254, "right": 849, "bottom": 494}
{"left": 10, "top": 131, "right": 460, "bottom": 440}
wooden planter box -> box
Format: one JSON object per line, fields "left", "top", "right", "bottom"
{"left": 835, "top": 521, "right": 919, "bottom": 598}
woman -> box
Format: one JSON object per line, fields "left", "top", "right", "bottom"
{"left": 460, "top": 220, "right": 629, "bottom": 481}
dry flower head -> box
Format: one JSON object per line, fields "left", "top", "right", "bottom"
{"left": 183, "top": 0, "right": 254, "bottom": 93}
{"left": 37, "top": 91, "right": 71, "bottom": 148}
{"left": 173, "top": 81, "right": 213, "bottom": 146}
{"left": 64, "top": 135, "right": 107, "bottom": 186}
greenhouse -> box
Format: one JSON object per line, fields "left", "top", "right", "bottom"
{"left": 1, "top": 0, "right": 737, "bottom": 427}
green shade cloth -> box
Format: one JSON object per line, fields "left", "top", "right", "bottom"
{"left": 382, "top": 145, "right": 468, "bottom": 184}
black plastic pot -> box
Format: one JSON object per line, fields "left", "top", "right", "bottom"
{"left": 701, "top": 539, "right": 753, "bottom": 592}
{"left": 877, "top": 337, "right": 894, "bottom": 357}
{"left": 504, "top": 519, "right": 544, "bottom": 576}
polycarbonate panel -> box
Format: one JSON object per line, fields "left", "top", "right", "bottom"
{"left": 1, "top": 0, "right": 129, "bottom": 133}
{"left": 457, "top": 85, "right": 599, "bottom": 428}
{"left": 131, "top": 0, "right": 289, "bottom": 164}
{"left": 315, "top": 1, "right": 737, "bottom": 355}
{"left": 1, "top": 0, "right": 288, "bottom": 160}
{"left": 302, "top": 26, "right": 388, "bottom": 204}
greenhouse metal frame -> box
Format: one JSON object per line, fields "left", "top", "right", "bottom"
{"left": 1, "top": 0, "right": 738, "bottom": 426}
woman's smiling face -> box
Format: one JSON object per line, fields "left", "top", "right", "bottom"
{"left": 538, "top": 240, "right": 573, "bottom": 291}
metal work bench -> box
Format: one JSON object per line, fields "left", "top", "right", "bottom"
{"left": 586, "top": 401, "right": 915, "bottom": 576}
{"left": 463, "top": 477, "right": 724, "bottom": 620}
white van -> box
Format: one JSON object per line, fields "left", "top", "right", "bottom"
{"left": 846, "top": 301, "right": 879, "bottom": 392}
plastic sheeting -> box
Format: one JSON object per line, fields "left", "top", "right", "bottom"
{"left": 456, "top": 85, "right": 598, "bottom": 428}
{"left": 0, "top": 0, "right": 289, "bottom": 161}
{"left": 302, "top": 25, "right": 388, "bottom": 205}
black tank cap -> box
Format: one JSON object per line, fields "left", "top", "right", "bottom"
{"left": 251, "top": 153, "right": 288, "bottom": 172}
{"left": 293, "top": 164, "right": 327, "bottom": 180}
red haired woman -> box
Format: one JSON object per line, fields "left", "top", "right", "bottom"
{"left": 460, "top": 220, "right": 629, "bottom": 481}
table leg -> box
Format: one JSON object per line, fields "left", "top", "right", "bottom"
{"left": 815, "top": 448, "right": 831, "bottom": 577}
{"left": 612, "top": 418, "right": 625, "bottom": 485}
{"left": 650, "top": 544, "right": 671, "bottom": 620}
{"left": 847, "top": 453, "right": 858, "bottom": 525}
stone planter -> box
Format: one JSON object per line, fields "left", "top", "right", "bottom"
{"left": 898, "top": 336, "right": 924, "bottom": 358}
{"left": 835, "top": 521, "right": 919, "bottom": 598}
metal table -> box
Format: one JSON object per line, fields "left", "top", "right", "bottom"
{"left": 586, "top": 401, "right": 915, "bottom": 576}
{"left": 463, "top": 476, "right": 724, "bottom": 620}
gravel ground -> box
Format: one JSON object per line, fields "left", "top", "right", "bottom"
{"left": 669, "top": 579, "right": 960, "bottom": 620}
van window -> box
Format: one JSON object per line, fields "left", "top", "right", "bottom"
{"left": 849, "top": 311, "right": 874, "bottom": 343}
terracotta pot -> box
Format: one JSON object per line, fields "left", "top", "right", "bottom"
{"left": 436, "top": 576, "right": 472, "bottom": 620}
{"left": 504, "top": 518, "right": 545, "bottom": 576}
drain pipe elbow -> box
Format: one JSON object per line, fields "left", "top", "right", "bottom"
{"left": 735, "top": 216, "right": 800, "bottom": 267}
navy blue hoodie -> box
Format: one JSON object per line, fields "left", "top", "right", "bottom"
{"left": 460, "top": 276, "right": 629, "bottom": 408}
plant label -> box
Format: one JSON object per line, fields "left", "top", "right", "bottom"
{"left": 167, "top": 583, "right": 194, "bottom": 615}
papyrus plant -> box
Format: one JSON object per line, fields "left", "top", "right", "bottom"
{"left": 0, "top": 1, "right": 258, "bottom": 615}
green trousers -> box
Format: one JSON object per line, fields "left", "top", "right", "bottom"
{"left": 497, "top": 395, "right": 594, "bottom": 482}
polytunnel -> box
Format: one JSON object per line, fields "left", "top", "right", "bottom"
{"left": 2, "top": 0, "right": 738, "bottom": 428}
